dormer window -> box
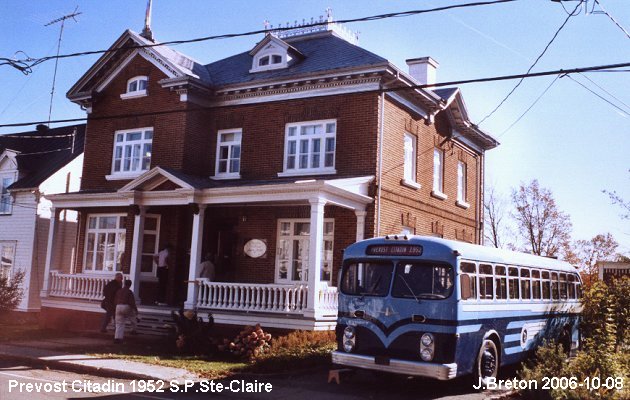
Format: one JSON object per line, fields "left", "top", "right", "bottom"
{"left": 120, "top": 76, "right": 148, "bottom": 99}
{"left": 258, "top": 54, "right": 284, "bottom": 67}
{"left": 249, "top": 35, "right": 301, "bottom": 73}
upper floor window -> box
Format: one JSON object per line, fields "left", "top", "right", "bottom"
{"left": 402, "top": 133, "right": 420, "bottom": 189}
{"left": 457, "top": 161, "right": 470, "bottom": 208}
{"left": 280, "top": 120, "right": 336, "bottom": 177}
{"left": 84, "top": 214, "right": 126, "bottom": 273}
{"left": 0, "top": 175, "right": 14, "bottom": 214}
{"left": 120, "top": 76, "right": 148, "bottom": 99}
{"left": 258, "top": 54, "right": 283, "bottom": 67}
{"left": 214, "top": 129, "right": 242, "bottom": 179}
{"left": 432, "top": 148, "right": 447, "bottom": 200}
{"left": 0, "top": 241, "right": 15, "bottom": 279}
{"left": 111, "top": 127, "right": 153, "bottom": 178}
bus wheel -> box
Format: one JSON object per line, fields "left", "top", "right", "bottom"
{"left": 474, "top": 339, "right": 499, "bottom": 386}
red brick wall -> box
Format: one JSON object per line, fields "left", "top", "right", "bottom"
{"left": 376, "top": 96, "right": 482, "bottom": 243}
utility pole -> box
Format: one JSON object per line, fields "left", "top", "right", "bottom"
{"left": 45, "top": 7, "right": 81, "bottom": 126}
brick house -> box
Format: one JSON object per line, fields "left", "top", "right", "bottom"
{"left": 41, "top": 14, "right": 498, "bottom": 331}
{"left": 0, "top": 124, "right": 85, "bottom": 314}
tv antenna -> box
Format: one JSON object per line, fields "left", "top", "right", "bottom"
{"left": 45, "top": 6, "right": 81, "bottom": 126}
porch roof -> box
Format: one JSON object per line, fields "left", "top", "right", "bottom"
{"left": 48, "top": 167, "right": 374, "bottom": 211}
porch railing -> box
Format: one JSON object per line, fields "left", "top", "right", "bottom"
{"left": 318, "top": 284, "right": 338, "bottom": 313}
{"left": 196, "top": 279, "right": 308, "bottom": 314}
{"left": 48, "top": 271, "right": 114, "bottom": 301}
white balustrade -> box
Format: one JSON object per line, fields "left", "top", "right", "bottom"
{"left": 196, "top": 280, "right": 313, "bottom": 314}
{"left": 318, "top": 285, "right": 339, "bottom": 313}
{"left": 48, "top": 271, "right": 119, "bottom": 301}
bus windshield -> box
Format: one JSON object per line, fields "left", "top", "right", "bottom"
{"left": 392, "top": 262, "right": 454, "bottom": 299}
{"left": 341, "top": 261, "right": 393, "bottom": 296}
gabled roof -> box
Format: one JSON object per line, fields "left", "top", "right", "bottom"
{"left": 0, "top": 124, "right": 86, "bottom": 190}
{"left": 205, "top": 32, "right": 387, "bottom": 87}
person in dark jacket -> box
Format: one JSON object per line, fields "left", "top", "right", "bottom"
{"left": 100, "top": 273, "right": 123, "bottom": 333}
{"left": 114, "top": 279, "right": 138, "bottom": 343}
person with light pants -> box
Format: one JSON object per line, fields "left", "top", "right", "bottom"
{"left": 114, "top": 279, "right": 138, "bottom": 343}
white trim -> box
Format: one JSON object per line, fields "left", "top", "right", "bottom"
{"left": 456, "top": 200, "right": 470, "bottom": 209}
{"left": 403, "top": 132, "right": 417, "bottom": 185}
{"left": 120, "top": 91, "right": 147, "bottom": 100}
{"left": 401, "top": 179, "right": 421, "bottom": 190}
{"left": 111, "top": 127, "right": 153, "bottom": 177}
{"left": 95, "top": 49, "right": 176, "bottom": 94}
{"left": 431, "top": 190, "right": 448, "bottom": 200}
{"left": 277, "top": 170, "right": 337, "bottom": 178}
{"left": 282, "top": 119, "right": 337, "bottom": 176}
{"left": 106, "top": 173, "right": 142, "bottom": 181}
{"left": 432, "top": 147, "right": 444, "bottom": 195}
{"left": 213, "top": 128, "right": 242, "bottom": 179}
{"left": 140, "top": 214, "right": 161, "bottom": 278}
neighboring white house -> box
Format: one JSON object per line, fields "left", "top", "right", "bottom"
{"left": 0, "top": 124, "right": 85, "bottom": 313}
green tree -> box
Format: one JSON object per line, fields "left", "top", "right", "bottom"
{"left": 0, "top": 270, "right": 24, "bottom": 315}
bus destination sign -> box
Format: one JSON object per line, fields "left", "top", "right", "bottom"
{"left": 366, "top": 244, "right": 423, "bottom": 256}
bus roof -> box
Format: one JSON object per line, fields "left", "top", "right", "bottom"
{"left": 344, "top": 235, "right": 578, "bottom": 273}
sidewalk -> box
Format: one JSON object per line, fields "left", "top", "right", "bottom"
{"left": 0, "top": 335, "right": 198, "bottom": 381}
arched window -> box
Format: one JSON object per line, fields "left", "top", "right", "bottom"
{"left": 121, "top": 76, "right": 148, "bottom": 99}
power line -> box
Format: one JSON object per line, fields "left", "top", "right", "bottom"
{"left": 578, "top": 72, "right": 630, "bottom": 113}
{"left": 594, "top": 0, "right": 630, "bottom": 39}
{"left": 0, "top": 60, "right": 628, "bottom": 129}
{"left": 565, "top": 75, "right": 630, "bottom": 117}
{"left": 477, "top": 0, "right": 583, "bottom": 125}
{"left": 1, "top": 0, "right": 518, "bottom": 73}
{"left": 499, "top": 75, "right": 560, "bottom": 137}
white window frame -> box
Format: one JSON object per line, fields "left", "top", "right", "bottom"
{"left": 457, "top": 161, "right": 470, "bottom": 209}
{"left": 279, "top": 119, "right": 337, "bottom": 177}
{"left": 402, "top": 132, "right": 420, "bottom": 189}
{"left": 0, "top": 241, "right": 16, "bottom": 279}
{"left": 83, "top": 214, "right": 127, "bottom": 274}
{"left": 431, "top": 148, "right": 447, "bottom": 200}
{"left": 107, "top": 127, "right": 153, "bottom": 180}
{"left": 0, "top": 173, "right": 16, "bottom": 215}
{"left": 213, "top": 129, "right": 242, "bottom": 179}
{"left": 120, "top": 75, "right": 148, "bottom": 99}
{"left": 140, "top": 214, "right": 161, "bottom": 279}
{"left": 275, "top": 218, "right": 334, "bottom": 284}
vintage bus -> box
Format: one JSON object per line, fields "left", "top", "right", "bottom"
{"left": 332, "top": 235, "right": 581, "bottom": 382}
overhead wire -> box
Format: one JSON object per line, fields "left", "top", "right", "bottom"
{"left": 564, "top": 75, "right": 630, "bottom": 117}
{"left": 477, "top": 0, "right": 584, "bottom": 125}
{"left": 594, "top": 0, "right": 630, "bottom": 39}
{"left": 577, "top": 72, "right": 630, "bottom": 113}
{"left": 0, "top": 0, "right": 518, "bottom": 72}
{"left": 0, "top": 60, "right": 628, "bottom": 129}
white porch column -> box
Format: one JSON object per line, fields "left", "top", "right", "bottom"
{"left": 129, "top": 206, "right": 146, "bottom": 301}
{"left": 305, "top": 198, "right": 326, "bottom": 318}
{"left": 41, "top": 207, "right": 60, "bottom": 298}
{"left": 185, "top": 204, "right": 206, "bottom": 309}
{"left": 355, "top": 210, "right": 367, "bottom": 242}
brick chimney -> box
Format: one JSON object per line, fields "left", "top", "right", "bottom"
{"left": 405, "top": 57, "right": 439, "bottom": 86}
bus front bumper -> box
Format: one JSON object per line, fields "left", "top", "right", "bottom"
{"left": 332, "top": 351, "right": 458, "bottom": 380}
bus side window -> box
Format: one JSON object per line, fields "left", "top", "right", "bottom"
{"left": 568, "top": 274, "right": 576, "bottom": 299}
{"left": 520, "top": 268, "right": 531, "bottom": 300}
{"left": 542, "top": 271, "right": 551, "bottom": 300}
{"left": 495, "top": 265, "right": 507, "bottom": 300}
{"left": 559, "top": 273, "right": 568, "bottom": 300}
{"left": 479, "top": 263, "right": 494, "bottom": 300}
{"left": 551, "top": 272, "right": 559, "bottom": 300}
{"left": 508, "top": 267, "right": 520, "bottom": 300}
{"left": 460, "top": 262, "right": 477, "bottom": 300}
{"left": 531, "top": 269, "right": 541, "bottom": 299}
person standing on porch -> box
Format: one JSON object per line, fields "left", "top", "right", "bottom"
{"left": 114, "top": 279, "right": 138, "bottom": 343}
{"left": 154, "top": 244, "right": 171, "bottom": 305}
{"left": 100, "top": 272, "right": 123, "bottom": 333}
{"left": 199, "top": 253, "right": 216, "bottom": 281}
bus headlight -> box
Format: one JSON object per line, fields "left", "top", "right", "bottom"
{"left": 344, "top": 326, "right": 356, "bottom": 339}
{"left": 343, "top": 339, "right": 355, "bottom": 352}
{"left": 420, "top": 348, "right": 433, "bottom": 361}
{"left": 420, "top": 333, "right": 434, "bottom": 361}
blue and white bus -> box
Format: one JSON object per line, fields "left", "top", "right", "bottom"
{"left": 332, "top": 235, "right": 581, "bottom": 382}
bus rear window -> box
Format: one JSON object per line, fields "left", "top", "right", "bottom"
{"left": 392, "top": 262, "right": 454, "bottom": 300}
{"left": 341, "top": 262, "right": 393, "bottom": 297}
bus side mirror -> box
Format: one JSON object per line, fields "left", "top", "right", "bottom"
{"left": 461, "top": 274, "right": 472, "bottom": 300}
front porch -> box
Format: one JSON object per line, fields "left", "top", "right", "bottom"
{"left": 41, "top": 168, "right": 373, "bottom": 330}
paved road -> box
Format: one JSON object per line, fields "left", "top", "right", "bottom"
{"left": 0, "top": 358, "right": 510, "bottom": 399}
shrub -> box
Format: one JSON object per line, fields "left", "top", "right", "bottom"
{"left": 0, "top": 271, "right": 24, "bottom": 315}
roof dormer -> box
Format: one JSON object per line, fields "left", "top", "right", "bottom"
{"left": 249, "top": 35, "right": 302, "bottom": 73}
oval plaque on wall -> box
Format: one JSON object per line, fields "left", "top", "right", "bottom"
{"left": 244, "top": 239, "right": 267, "bottom": 258}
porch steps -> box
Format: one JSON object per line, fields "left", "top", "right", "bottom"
{"left": 135, "top": 312, "right": 175, "bottom": 337}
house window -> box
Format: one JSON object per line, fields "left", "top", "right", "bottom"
{"left": 432, "top": 148, "right": 447, "bottom": 199}
{"left": 140, "top": 215, "right": 160, "bottom": 277}
{"left": 0, "top": 175, "right": 14, "bottom": 214}
{"left": 0, "top": 242, "right": 15, "bottom": 279}
{"left": 121, "top": 76, "right": 148, "bottom": 99}
{"left": 111, "top": 128, "right": 153, "bottom": 176}
{"left": 457, "top": 161, "right": 470, "bottom": 208}
{"left": 402, "top": 133, "right": 420, "bottom": 189}
{"left": 276, "top": 219, "right": 334, "bottom": 283}
{"left": 281, "top": 120, "right": 336, "bottom": 176}
{"left": 214, "top": 129, "right": 242, "bottom": 178}
{"left": 84, "top": 215, "right": 127, "bottom": 273}
{"left": 258, "top": 55, "right": 282, "bottom": 67}
{"left": 401, "top": 226, "right": 414, "bottom": 236}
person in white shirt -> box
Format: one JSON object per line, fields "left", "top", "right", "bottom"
{"left": 153, "top": 244, "right": 171, "bottom": 305}
{"left": 199, "top": 253, "right": 216, "bottom": 281}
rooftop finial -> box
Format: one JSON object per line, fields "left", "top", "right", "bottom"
{"left": 268, "top": 8, "right": 359, "bottom": 45}
{"left": 141, "top": 0, "right": 154, "bottom": 41}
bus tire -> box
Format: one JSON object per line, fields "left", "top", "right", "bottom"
{"left": 474, "top": 339, "right": 499, "bottom": 387}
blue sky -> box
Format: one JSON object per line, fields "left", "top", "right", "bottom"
{"left": 1, "top": 1, "right": 628, "bottom": 253}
